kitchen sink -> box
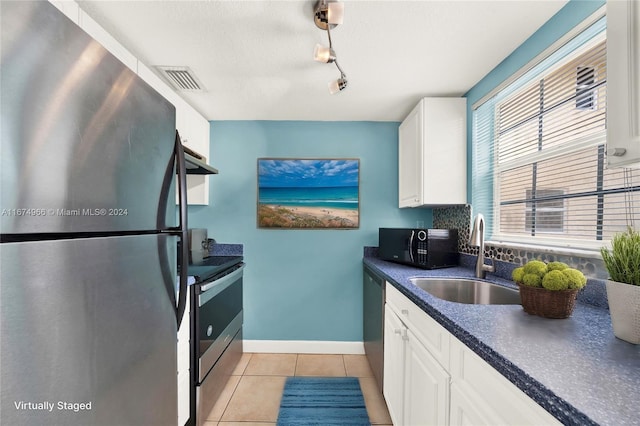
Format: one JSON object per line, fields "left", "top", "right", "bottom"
{"left": 409, "top": 277, "right": 521, "bottom": 305}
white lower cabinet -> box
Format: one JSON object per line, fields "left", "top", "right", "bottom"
{"left": 404, "top": 328, "right": 450, "bottom": 426}
{"left": 449, "top": 337, "right": 560, "bottom": 426}
{"left": 383, "top": 304, "right": 406, "bottom": 425}
{"left": 383, "top": 284, "right": 561, "bottom": 426}
{"left": 449, "top": 384, "right": 495, "bottom": 426}
{"left": 384, "top": 287, "right": 450, "bottom": 426}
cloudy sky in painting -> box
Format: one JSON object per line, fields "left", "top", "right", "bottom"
{"left": 258, "top": 159, "right": 359, "bottom": 188}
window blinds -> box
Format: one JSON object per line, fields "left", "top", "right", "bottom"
{"left": 472, "top": 17, "right": 640, "bottom": 247}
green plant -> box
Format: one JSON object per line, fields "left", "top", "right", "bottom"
{"left": 562, "top": 268, "right": 587, "bottom": 289}
{"left": 542, "top": 270, "right": 569, "bottom": 290}
{"left": 522, "top": 273, "right": 542, "bottom": 288}
{"left": 523, "top": 260, "right": 548, "bottom": 278}
{"left": 512, "top": 267, "right": 525, "bottom": 283}
{"left": 600, "top": 227, "right": 640, "bottom": 286}
{"left": 514, "top": 260, "right": 586, "bottom": 290}
{"left": 547, "top": 261, "right": 569, "bottom": 271}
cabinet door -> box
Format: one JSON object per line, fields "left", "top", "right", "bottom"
{"left": 449, "top": 337, "right": 560, "bottom": 426}
{"left": 383, "top": 305, "right": 406, "bottom": 426}
{"left": 399, "top": 102, "right": 423, "bottom": 207}
{"left": 450, "top": 383, "right": 494, "bottom": 426}
{"left": 404, "top": 329, "right": 450, "bottom": 426}
{"left": 607, "top": 0, "right": 640, "bottom": 168}
{"left": 184, "top": 113, "right": 210, "bottom": 205}
{"left": 422, "top": 98, "right": 467, "bottom": 204}
{"left": 399, "top": 98, "right": 466, "bottom": 207}
{"left": 173, "top": 105, "right": 211, "bottom": 206}
{"left": 386, "top": 284, "right": 450, "bottom": 370}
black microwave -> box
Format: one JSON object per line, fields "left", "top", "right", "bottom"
{"left": 378, "top": 228, "right": 459, "bottom": 269}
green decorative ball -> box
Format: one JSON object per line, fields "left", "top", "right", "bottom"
{"left": 562, "top": 268, "right": 587, "bottom": 289}
{"left": 522, "top": 273, "right": 542, "bottom": 288}
{"left": 547, "top": 261, "right": 569, "bottom": 271}
{"left": 542, "top": 270, "right": 570, "bottom": 290}
{"left": 512, "top": 267, "right": 525, "bottom": 283}
{"left": 523, "top": 260, "right": 548, "bottom": 278}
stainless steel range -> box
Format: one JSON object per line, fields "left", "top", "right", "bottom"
{"left": 186, "top": 255, "right": 244, "bottom": 426}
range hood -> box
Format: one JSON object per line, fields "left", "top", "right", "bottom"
{"left": 183, "top": 145, "right": 218, "bottom": 175}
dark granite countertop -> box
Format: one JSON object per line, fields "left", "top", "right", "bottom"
{"left": 183, "top": 243, "right": 244, "bottom": 286}
{"left": 363, "top": 255, "right": 639, "bottom": 426}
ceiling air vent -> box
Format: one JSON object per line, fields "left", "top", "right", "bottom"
{"left": 156, "top": 66, "right": 204, "bottom": 91}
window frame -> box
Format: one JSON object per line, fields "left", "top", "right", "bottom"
{"left": 492, "top": 32, "right": 607, "bottom": 247}
{"left": 473, "top": 17, "right": 626, "bottom": 251}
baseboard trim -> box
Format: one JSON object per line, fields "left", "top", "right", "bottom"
{"left": 243, "top": 340, "right": 365, "bottom": 355}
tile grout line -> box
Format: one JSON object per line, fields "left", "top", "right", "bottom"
{"left": 341, "top": 354, "right": 348, "bottom": 377}
{"left": 216, "top": 353, "right": 252, "bottom": 423}
{"left": 215, "top": 376, "right": 242, "bottom": 424}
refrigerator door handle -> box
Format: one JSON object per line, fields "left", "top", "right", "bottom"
{"left": 175, "top": 131, "right": 189, "bottom": 329}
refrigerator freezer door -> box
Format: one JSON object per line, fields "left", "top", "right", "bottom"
{"left": 1, "top": 1, "right": 176, "bottom": 234}
{"left": 0, "top": 234, "right": 178, "bottom": 426}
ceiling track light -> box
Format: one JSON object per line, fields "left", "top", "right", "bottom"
{"left": 313, "top": 0, "right": 347, "bottom": 94}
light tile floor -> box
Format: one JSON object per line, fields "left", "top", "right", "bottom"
{"left": 203, "top": 353, "right": 393, "bottom": 426}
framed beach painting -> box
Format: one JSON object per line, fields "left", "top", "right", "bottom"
{"left": 257, "top": 158, "right": 360, "bottom": 229}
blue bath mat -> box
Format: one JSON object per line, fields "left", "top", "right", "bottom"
{"left": 276, "top": 377, "right": 371, "bottom": 426}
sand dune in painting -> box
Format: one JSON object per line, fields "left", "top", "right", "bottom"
{"left": 258, "top": 205, "right": 358, "bottom": 228}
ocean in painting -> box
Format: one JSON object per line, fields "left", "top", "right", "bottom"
{"left": 259, "top": 186, "right": 359, "bottom": 210}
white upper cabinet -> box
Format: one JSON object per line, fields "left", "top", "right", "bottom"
{"left": 399, "top": 98, "right": 467, "bottom": 207}
{"left": 177, "top": 109, "right": 211, "bottom": 206}
{"left": 606, "top": 0, "right": 640, "bottom": 168}
{"left": 399, "top": 107, "right": 423, "bottom": 207}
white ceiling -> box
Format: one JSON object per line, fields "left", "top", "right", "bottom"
{"left": 77, "top": 0, "right": 568, "bottom": 122}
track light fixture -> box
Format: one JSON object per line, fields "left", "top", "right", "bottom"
{"left": 313, "top": 0, "right": 347, "bottom": 94}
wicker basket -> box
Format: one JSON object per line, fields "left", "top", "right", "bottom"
{"left": 517, "top": 283, "right": 579, "bottom": 319}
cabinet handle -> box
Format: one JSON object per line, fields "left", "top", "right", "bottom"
{"left": 402, "top": 330, "right": 409, "bottom": 341}
{"left": 401, "top": 309, "right": 409, "bottom": 316}
{"left": 394, "top": 329, "right": 402, "bottom": 335}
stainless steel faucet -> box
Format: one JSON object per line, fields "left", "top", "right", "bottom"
{"left": 469, "top": 214, "right": 495, "bottom": 279}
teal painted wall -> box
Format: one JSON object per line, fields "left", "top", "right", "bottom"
{"left": 464, "top": 0, "right": 606, "bottom": 201}
{"left": 188, "top": 121, "right": 431, "bottom": 341}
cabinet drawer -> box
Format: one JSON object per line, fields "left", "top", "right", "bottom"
{"left": 386, "top": 283, "right": 450, "bottom": 369}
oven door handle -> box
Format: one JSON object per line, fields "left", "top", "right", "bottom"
{"left": 199, "top": 264, "right": 245, "bottom": 304}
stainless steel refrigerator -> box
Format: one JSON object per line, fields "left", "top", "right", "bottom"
{"left": 1, "top": 2, "right": 189, "bottom": 425}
